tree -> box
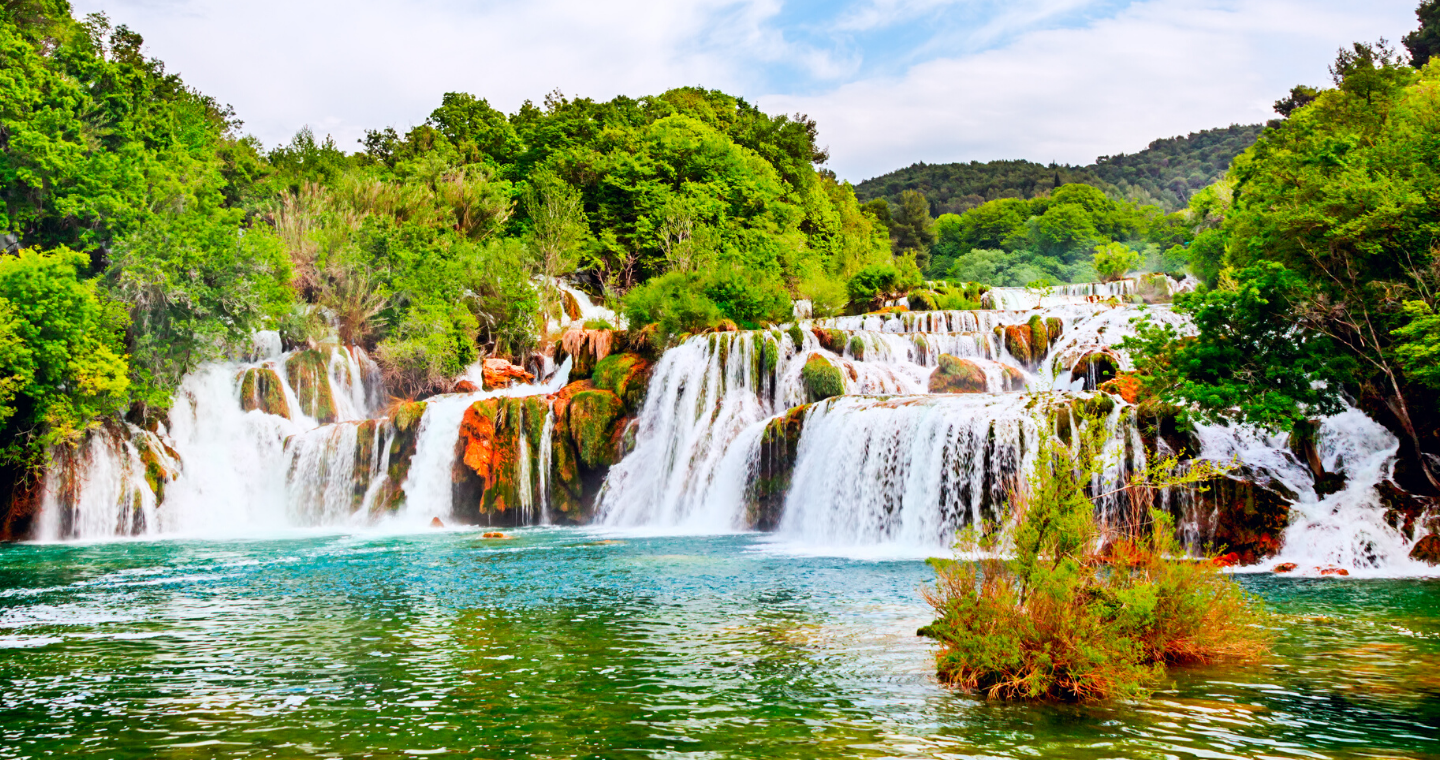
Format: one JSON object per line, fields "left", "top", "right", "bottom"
{"left": 1093, "top": 242, "right": 1140, "bottom": 282}
{"left": 523, "top": 168, "right": 588, "bottom": 319}
{"left": 1404, "top": 0, "right": 1440, "bottom": 67}
{"left": 890, "top": 190, "right": 936, "bottom": 268}
{"left": 1274, "top": 84, "right": 1321, "bottom": 117}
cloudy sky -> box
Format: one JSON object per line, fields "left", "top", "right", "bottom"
{"left": 71, "top": 0, "right": 1420, "bottom": 181}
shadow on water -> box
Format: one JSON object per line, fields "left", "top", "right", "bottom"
{"left": 0, "top": 530, "right": 1437, "bottom": 759}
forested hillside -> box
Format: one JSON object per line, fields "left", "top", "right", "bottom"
{"left": 856, "top": 124, "right": 1263, "bottom": 214}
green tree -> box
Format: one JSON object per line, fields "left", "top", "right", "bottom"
{"left": 0, "top": 249, "right": 130, "bottom": 463}
{"left": 890, "top": 189, "right": 936, "bottom": 268}
{"left": 1093, "top": 241, "right": 1140, "bottom": 282}
{"left": 1404, "top": 0, "right": 1440, "bottom": 67}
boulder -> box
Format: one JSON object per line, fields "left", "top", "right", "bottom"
{"left": 455, "top": 396, "right": 551, "bottom": 521}
{"left": 908, "top": 290, "right": 938, "bottom": 312}
{"left": 591, "top": 353, "right": 652, "bottom": 415}
{"left": 1098, "top": 372, "right": 1143, "bottom": 404}
{"left": 565, "top": 389, "right": 625, "bottom": 469}
{"left": 452, "top": 379, "right": 479, "bottom": 394}
{"left": 286, "top": 350, "right": 337, "bottom": 423}
{"left": 379, "top": 401, "right": 426, "bottom": 512}
{"left": 481, "top": 358, "right": 534, "bottom": 390}
{"left": 560, "top": 288, "right": 583, "bottom": 321}
{"left": 801, "top": 354, "right": 845, "bottom": 403}
{"left": 929, "top": 355, "right": 988, "bottom": 394}
{"left": 238, "top": 367, "right": 291, "bottom": 419}
{"left": 996, "top": 324, "right": 1035, "bottom": 368}
{"left": 811, "top": 327, "right": 848, "bottom": 355}
{"left": 847, "top": 335, "right": 866, "bottom": 361}
{"left": 558, "top": 326, "right": 614, "bottom": 379}
{"left": 1410, "top": 534, "right": 1440, "bottom": 566}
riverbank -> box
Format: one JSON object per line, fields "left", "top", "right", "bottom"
{"left": 0, "top": 529, "right": 1434, "bottom": 759}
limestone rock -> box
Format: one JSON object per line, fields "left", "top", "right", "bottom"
{"left": 750, "top": 404, "right": 810, "bottom": 530}
{"left": 1069, "top": 351, "right": 1120, "bottom": 390}
{"left": 801, "top": 353, "right": 845, "bottom": 403}
{"left": 558, "top": 327, "right": 614, "bottom": 379}
{"left": 238, "top": 367, "right": 291, "bottom": 419}
{"left": 929, "top": 355, "right": 987, "bottom": 394}
{"left": 1411, "top": 534, "right": 1440, "bottom": 566}
{"left": 1098, "top": 372, "right": 1142, "bottom": 404}
{"left": 591, "top": 353, "right": 652, "bottom": 415}
{"left": 286, "top": 350, "right": 337, "bottom": 423}
{"left": 482, "top": 358, "right": 534, "bottom": 390}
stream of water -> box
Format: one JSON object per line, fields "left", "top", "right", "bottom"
{"left": 0, "top": 529, "right": 1435, "bottom": 759}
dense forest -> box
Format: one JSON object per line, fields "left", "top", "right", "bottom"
{"left": 856, "top": 124, "right": 1264, "bottom": 215}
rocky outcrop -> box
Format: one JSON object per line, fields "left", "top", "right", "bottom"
{"left": 591, "top": 353, "right": 651, "bottom": 415}
{"left": 1098, "top": 373, "right": 1142, "bottom": 405}
{"left": 454, "top": 396, "right": 550, "bottom": 522}
{"left": 481, "top": 358, "right": 534, "bottom": 390}
{"left": 558, "top": 327, "right": 614, "bottom": 379}
{"left": 801, "top": 353, "right": 845, "bottom": 403}
{"left": 1186, "top": 474, "right": 1293, "bottom": 565}
{"left": 1411, "top": 534, "right": 1440, "bottom": 565}
{"left": 811, "top": 327, "right": 848, "bottom": 356}
{"left": 286, "top": 350, "right": 337, "bottom": 423}
{"left": 373, "top": 401, "right": 425, "bottom": 513}
{"left": 1068, "top": 351, "right": 1119, "bottom": 390}
{"left": 928, "top": 355, "right": 1021, "bottom": 394}
{"left": 993, "top": 316, "right": 1063, "bottom": 370}
{"left": 238, "top": 367, "right": 291, "bottom": 419}
{"left": 750, "top": 403, "right": 809, "bottom": 530}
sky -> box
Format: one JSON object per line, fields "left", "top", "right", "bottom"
{"left": 70, "top": 0, "right": 1422, "bottom": 181}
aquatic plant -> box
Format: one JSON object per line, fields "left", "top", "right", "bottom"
{"left": 919, "top": 410, "right": 1268, "bottom": 701}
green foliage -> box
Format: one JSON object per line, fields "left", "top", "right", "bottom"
{"left": 890, "top": 189, "right": 936, "bottom": 267}
{"left": 0, "top": 249, "right": 129, "bottom": 463}
{"left": 1093, "top": 242, "right": 1141, "bottom": 282}
{"left": 920, "top": 411, "right": 1267, "bottom": 701}
{"left": 845, "top": 262, "right": 920, "bottom": 311}
{"left": 800, "top": 354, "right": 844, "bottom": 403}
{"left": 1393, "top": 301, "right": 1440, "bottom": 392}
{"left": 621, "top": 267, "right": 790, "bottom": 346}
{"left": 1124, "top": 263, "right": 1353, "bottom": 432}
{"left": 1406, "top": 0, "right": 1440, "bottom": 67}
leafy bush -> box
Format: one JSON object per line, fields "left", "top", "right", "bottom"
{"left": 846, "top": 261, "right": 921, "bottom": 311}
{"left": 1093, "top": 242, "right": 1141, "bottom": 282}
{"left": 622, "top": 267, "right": 791, "bottom": 346}
{"left": 0, "top": 250, "right": 130, "bottom": 464}
{"left": 919, "top": 409, "right": 1268, "bottom": 701}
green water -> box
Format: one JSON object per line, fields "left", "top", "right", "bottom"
{"left": 0, "top": 529, "right": 1435, "bottom": 759}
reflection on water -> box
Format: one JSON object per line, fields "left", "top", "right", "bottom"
{"left": 0, "top": 530, "right": 1436, "bottom": 759}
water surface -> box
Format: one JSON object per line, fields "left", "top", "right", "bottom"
{"left": 1, "top": 529, "right": 1436, "bottom": 758}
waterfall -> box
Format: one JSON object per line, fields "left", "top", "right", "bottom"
{"left": 34, "top": 423, "right": 177, "bottom": 541}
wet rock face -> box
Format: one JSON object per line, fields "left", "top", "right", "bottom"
{"left": 750, "top": 404, "right": 810, "bottom": 530}
{"left": 929, "top": 355, "right": 987, "bottom": 394}
{"left": 238, "top": 367, "right": 291, "bottom": 419}
{"left": 566, "top": 389, "right": 625, "bottom": 470}
{"left": 591, "top": 353, "right": 651, "bottom": 415}
{"left": 1098, "top": 373, "right": 1142, "bottom": 405}
{"left": 558, "top": 327, "right": 614, "bottom": 379}
{"left": 1185, "top": 474, "right": 1293, "bottom": 565}
{"left": 801, "top": 354, "right": 845, "bottom": 403}
{"left": 286, "top": 350, "right": 337, "bottom": 423}
{"left": 1411, "top": 534, "right": 1440, "bottom": 565}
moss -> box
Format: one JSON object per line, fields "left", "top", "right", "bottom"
{"left": 591, "top": 353, "right": 652, "bottom": 415}
{"left": 760, "top": 334, "right": 780, "bottom": 377}
{"left": 787, "top": 324, "right": 805, "bottom": 349}
{"left": 1002, "top": 324, "right": 1034, "bottom": 367}
{"left": 749, "top": 403, "right": 810, "bottom": 530}
{"left": 1070, "top": 352, "right": 1120, "bottom": 390}
{"left": 286, "top": 350, "right": 338, "bottom": 423}
{"left": 383, "top": 403, "right": 426, "bottom": 510}
{"left": 1027, "top": 314, "right": 1050, "bottom": 359}
{"left": 847, "top": 335, "right": 866, "bottom": 361}
{"left": 237, "top": 367, "right": 291, "bottom": 419}
{"left": 567, "top": 389, "right": 625, "bottom": 469}
{"left": 908, "top": 290, "right": 938, "bottom": 311}
{"left": 929, "top": 354, "right": 989, "bottom": 393}
{"left": 812, "top": 328, "right": 847, "bottom": 355}
{"left": 393, "top": 401, "right": 427, "bottom": 433}
{"left": 801, "top": 353, "right": 845, "bottom": 403}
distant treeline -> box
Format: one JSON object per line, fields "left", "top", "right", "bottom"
{"left": 856, "top": 124, "right": 1264, "bottom": 215}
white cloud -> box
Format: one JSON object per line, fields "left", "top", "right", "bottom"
{"left": 764, "top": 0, "right": 1418, "bottom": 180}
{"left": 71, "top": 0, "right": 1420, "bottom": 181}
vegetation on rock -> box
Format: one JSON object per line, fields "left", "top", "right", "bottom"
{"left": 801, "top": 354, "right": 845, "bottom": 403}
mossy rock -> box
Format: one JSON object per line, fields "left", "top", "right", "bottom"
{"left": 567, "top": 389, "right": 625, "bottom": 469}
{"left": 1069, "top": 351, "right": 1120, "bottom": 390}
{"left": 759, "top": 334, "right": 780, "bottom": 377}
{"left": 749, "top": 403, "right": 811, "bottom": 530}
{"left": 1050, "top": 395, "right": 1118, "bottom": 444}
{"left": 929, "top": 354, "right": 988, "bottom": 394}
{"left": 908, "top": 290, "right": 938, "bottom": 312}
{"left": 286, "top": 350, "right": 337, "bottom": 423}
{"left": 847, "top": 335, "right": 866, "bottom": 361}
{"left": 812, "top": 328, "right": 848, "bottom": 355}
{"left": 238, "top": 367, "right": 291, "bottom": 419}
{"left": 457, "top": 396, "right": 551, "bottom": 520}
{"left": 591, "top": 353, "right": 652, "bottom": 415}
{"left": 996, "top": 324, "right": 1035, "bottom": 368}
{"left": 787, "top": 324, "right": 805, "bottom": 349}
{"left": 801, "top": 353, "right": 845, "bottom": 403}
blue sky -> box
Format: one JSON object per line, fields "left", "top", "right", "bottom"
{"left": 73, "top": 0, "right": 1422, "bottom": 181}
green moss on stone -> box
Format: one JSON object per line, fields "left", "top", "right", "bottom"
{"left": 286, "top": 350, "right": 337, "bottom": 424}
{"left": 238, "top": 367, "right": 291, "bottom": 419}
{"left": 801, "top": 354, "right": 845, "bottom": 403}
{"left": 929, "top": 354, "right": 989, "bottom": 393}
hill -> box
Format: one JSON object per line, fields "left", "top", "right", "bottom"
{"left": 856, "top": 124, "right": 1264, "bottom": 213}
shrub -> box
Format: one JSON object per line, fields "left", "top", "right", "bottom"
{"left": 800, "top": 353, "right": 844, "bottom": 403}
{"left": 1093, "top": 242, "right": 1141, "bottom": 282}
{"left": 846, "top": 262, "right": 921, "bottom": 312}
{"left": 622, "top": 268, "right": 791, "bottom": 346}
{"left": 919, "top": 409, "right": 1267, "bottom": 701}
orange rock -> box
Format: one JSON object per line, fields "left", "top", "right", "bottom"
{"left": 481, "top": 359, "right": 534, "bottom": 390}
{"left": 481, "top": 531, "right": 509, "bottom": 539}
{"left": 458, "top": 400, "right": 502, "bottom": 489}
{"left": 1212, "top": 552, "right": 1240, "bottom": 568}
{"left": 1319, "top": 566, "right": 1350, "bottom": 576}
{"left": 453, "top": 379, "right": 479, "bottom": 393}
{"left": 1272, "top": 562, "right": 1298, "bottom": 573}
{"left": 1099, "top": 373, "right": 1143, "bottom": 404}
{"left": 430, "top": 517, "right": 444, "bottom": 528}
